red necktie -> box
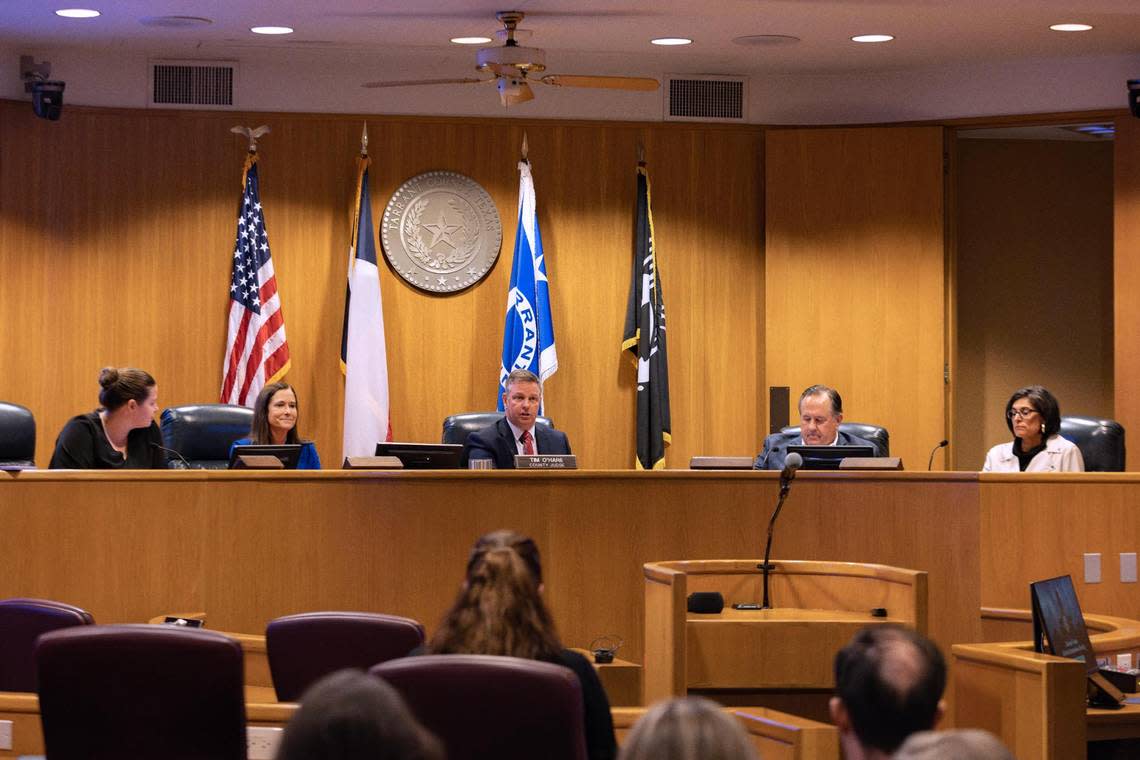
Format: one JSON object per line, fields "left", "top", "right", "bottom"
{"left": 521, "top": 429, "right": 535, "bottom": 455}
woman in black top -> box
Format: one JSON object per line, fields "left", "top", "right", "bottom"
{"left": 428, "top": 530, "right": 617, "bottom": 760}
{"left": 49, "top": 367, "right": 166, "bottom": 469}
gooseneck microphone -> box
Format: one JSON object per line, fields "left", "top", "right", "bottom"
{"left": 760, "top": 451, "right": 802, "bottom": 609}
{"left": 151, "top": 442, "right": 192, "bottom": 469}
{"left": 927, "top": 440, "right": 949, "bottom": 471}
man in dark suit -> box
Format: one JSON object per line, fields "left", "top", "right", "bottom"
{"left": 461, "top": 369, "right": 571, "bottom": 468}
{"left": 754, "top": 384, "right": 876, "bottom": 470}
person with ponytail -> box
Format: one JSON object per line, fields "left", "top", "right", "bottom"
{"left": 428, "top": 530, "right": 617, "bottom": 760}
{"left": 49, "top": 367, "right": 166, "bottom": 469}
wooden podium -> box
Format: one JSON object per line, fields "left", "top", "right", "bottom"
{"left": 643, "top": 559, "right": 927, "bottom": 704}
{"left": 953, "top": 608, "right": 1140, "bottom": 760}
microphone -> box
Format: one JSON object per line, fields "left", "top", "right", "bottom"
{"left": 927, "top": 440, "right": 949, "bottom": 471}
{"left": 760, "top": 452, "right": 803, "bottom": 609}
{"left": 151, "top": 442, "right": 192, "bottom": 469}
{"left": 779, "top": 451, "right": 802, "bottom": 486}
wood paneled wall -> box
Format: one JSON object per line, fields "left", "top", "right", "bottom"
{"left": 764, "top": 127, "right": 947, "bottom": 470}
{"left": 956, "top": 138, "right": 1113, "bottom": 469}
{"left": 0, "top": 101, "right": 764, "bottom": 468}
{"left": 1115, "top": 115, "right": 1140, "bottom": 467}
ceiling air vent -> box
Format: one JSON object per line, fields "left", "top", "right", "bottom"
{"left": 149, "top": 60, "right": 236, "bottom": 108}
{"left": 665, "top": 75, "right": 746, "bottom": 122}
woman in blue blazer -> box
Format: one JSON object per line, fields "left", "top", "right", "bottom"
{"left": 230, "top": 381, "right": 320, "bottom": 469}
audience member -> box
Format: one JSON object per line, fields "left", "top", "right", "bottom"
{"left": 893, "top": 729, "right": 1014, "bottom": 760}
{"left": 427, "top": 529, "right": 616, "bottom": 760}
{"left": 275, "top": 669, "right": 443, "bottom": 760}
{"left": 617, "top": 696, "right": 759, "bottom": 760}
{"left": 831, "top": 625, "right": 946, "bottom": 760}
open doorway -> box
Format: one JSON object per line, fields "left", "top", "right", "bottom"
{"left": 953, "top": 123, "right": 1114, "bottom": 469}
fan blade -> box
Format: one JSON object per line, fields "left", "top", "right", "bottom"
{"left": 362, "top": 77, "right": 490, "bottom": 89}
{"left": 539, "top": 74, "right": 659, "bottom": 91}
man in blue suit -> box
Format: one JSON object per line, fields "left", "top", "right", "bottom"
{"left": 462, "top": 369, "right": 572, "bottom": 469}
{"left": 754, "top": 385, "right": 875, "bottom": 470}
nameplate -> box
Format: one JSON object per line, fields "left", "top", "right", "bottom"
{"left": 838, "top": 457, "right": 903, "bottom": 471}
{"left": 342, "top": 456, "right": 404, "bottom": 470}
{"left": 232, "top": 454, "right": 284, "bottom": 470}
{"left": 514, "top": 454, "right": 578, "bottom": 470}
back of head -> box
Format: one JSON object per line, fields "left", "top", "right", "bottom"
{"left": 276, "top": 669, "right": 443, "bottom": 760}
{"left": 98, "top": 367, "right": 155, "bottom": 411}
{"left": 894, "top": 730, "right": 1014, "bottom": 760}
{"left": 428, "top": 529, "right": 561, "bottom": 660}
{"left": 618, "top": 697, "right": 759, "bottom": 760}
{"left": 833, "top": 626, "right": 946, "bottom": 754}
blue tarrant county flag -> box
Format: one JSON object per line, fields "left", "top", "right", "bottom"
{"left": 498, "top": 157, "right": 557, "bottom": 411}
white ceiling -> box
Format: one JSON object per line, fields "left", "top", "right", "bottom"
{"left": 2, "top": 1, "right": 1139, "bottom": 123}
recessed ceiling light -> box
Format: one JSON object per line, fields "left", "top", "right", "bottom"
{"left": 55, "top": 8, "right": 100, "bottom": 18}
{"left": 451, "top": 36, "right": 493, "bottom": 45}
{"left": 851, "top": 34, "right": 894, "bottom": 43}
{"left": 1049, "top": 23, "right": 1093, "bottom": 32}
{"left": 651, "top": 37, "right": 692, "bottom": 46}
{"left": 250, "top": 26, "right": 293, "bottom": 35}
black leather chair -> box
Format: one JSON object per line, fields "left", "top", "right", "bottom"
{"left": 160, "top": 404, "right": 254, "bottom": 469}
{"left": 36, "top": 624, "right": 247, "bottom": 760}
{"left": 441, "top": 412, "right": 555, "bottom": 446}
{"left": 371, "top": 654, "right": 587, "bottom": 760}
{"left": 1059, "top": 415, "right": 1126, "bottom": 472}
{"left": 0, "top": 402, "right": 36, "bottom": 468}
{"left": 266, "top": 611, "right": 425, "bottom": 702}
{"left": 776, "top": 422, "right": 890, "bottom": 457}
{"left": 0, "top": 598, "right": 93, "bottom": 692}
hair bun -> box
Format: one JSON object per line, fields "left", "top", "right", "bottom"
{"left": 98, "top": 367, "right": 119, "bottom": 387}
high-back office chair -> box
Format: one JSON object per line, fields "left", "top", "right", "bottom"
{"left": 160, "top": 404, "right": 254, "bottom": 469}
{"left": 371, "top": 654, "right": 587, "bottom": 760}
{"left": 266, "top": 611, "right": 425, "bottom": 702}
{"left": 36, "top": 625, "right": 247, "bottom": 760}
{"left": 1059, "top": 415, "right": 1126, "bottom": 472}
{"left": 0, "top": 402, "right": 36, "bottom": 468}
{"left": 0, "top": 598, "right": 93, "bottom": 692}
{"left": 441, "top": 412, "right": 555, "bottom": 446}
{"left": 776, "top": 422, "right": 890, "bottom": 457}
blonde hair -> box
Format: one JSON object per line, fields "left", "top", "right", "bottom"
{"left": 619, "top": 697, "right": 759, "bottom": 760}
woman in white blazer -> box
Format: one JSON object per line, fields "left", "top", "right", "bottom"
{"left": 983, "top": 385, "right": 1084, "bottom": 472}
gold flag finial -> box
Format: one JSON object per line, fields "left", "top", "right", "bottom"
{"left": 521, "top": 131, "right": 529, "bottom": 161}
{"left": 360, "top": 122, "right": 369, "bottom": 157}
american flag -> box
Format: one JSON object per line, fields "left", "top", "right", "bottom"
{"left": 220, "top": 157, "right": 290, "bottom": 406}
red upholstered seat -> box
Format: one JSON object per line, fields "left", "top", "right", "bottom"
{"left": 36, "top": 624, "right": 247, "bottom": 760}
{"left": 266, "top": 610, "right": 425, "bottom": 702}
{"left": 371, "top": 653, "right": 587, "bottom": 760}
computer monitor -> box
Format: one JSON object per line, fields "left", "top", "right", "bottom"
{"left": 228, "top": 444, "right": 302, "bottom": 470}
{"left": 374, "top": 442, "right": 462, "bottom": 469}
{"left": 786, "top": 444, "right": 875, "bottom": 470}
{"left": 1030, "top": 575, "right": 1097, "bottom": 672}
{"left": 1031, "top": 574, "right": 1125, "bottom": 707}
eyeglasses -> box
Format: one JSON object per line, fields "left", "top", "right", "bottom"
{"left": 1007, "top": 407, "right": 1039, "bottom": 420}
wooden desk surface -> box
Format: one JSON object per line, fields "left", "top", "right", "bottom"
{"left": 1, "top": 468, "right": 1136, "bottom": 668}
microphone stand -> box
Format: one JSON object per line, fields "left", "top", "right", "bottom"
{"left": 758, "top": 471, "right": 793, "bottom": 610}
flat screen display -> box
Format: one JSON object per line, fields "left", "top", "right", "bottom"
{"left": 228, "top": 444, "right": 302, "bottom": 470}
{"left": 374, "top": 442, "right": 462, "bottom": 469}
{"left": 786, "top": 444, "right": 875, "bottom": 470}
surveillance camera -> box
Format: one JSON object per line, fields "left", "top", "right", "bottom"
{"left": 1130, "top": 79, "right": 1140, "bottom": 119}
{"left": 31, "top": 80, "right": 65, "bottom": 121}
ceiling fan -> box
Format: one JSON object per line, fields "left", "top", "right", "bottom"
{"left": 362, "top": 10, "right": 659, "bottom": 106}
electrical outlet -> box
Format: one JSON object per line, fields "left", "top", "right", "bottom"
{"left": 1085, "top": 553, "right": 1102, "bottom": 584}
{"left": 0, "top": 720, "right": 12, "bottom": 751}
{"left": 1121, "top": 553, "right": 1137, "bottom": 583}
{"left": 247, "top": 726, "right": 283, "bottom": 760}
